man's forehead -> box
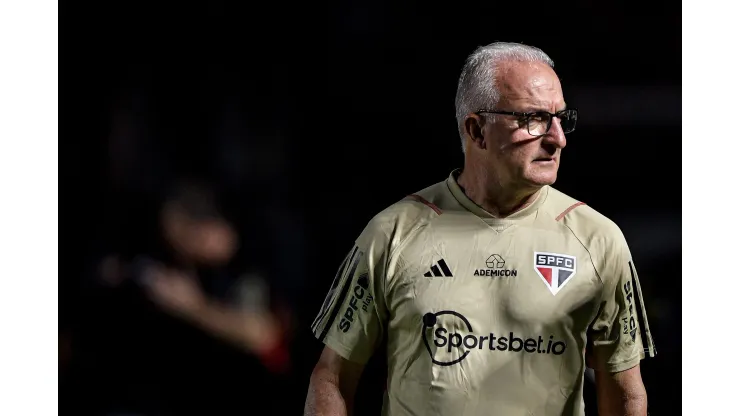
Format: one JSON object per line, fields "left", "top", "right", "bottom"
{"left": 495, "top": 61, "right": 564, "bottom": 109}
{"left": 496, "top": 61, "right": 559, "bottom": 90}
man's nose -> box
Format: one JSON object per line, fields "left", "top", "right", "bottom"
{"left": 543, "top": 117, "right": 567, "bottom": 149}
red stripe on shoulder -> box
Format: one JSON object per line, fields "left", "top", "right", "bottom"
{"left": 407, "top": 194, "right": 442, "bottom": 215}
{"left": 556, "top": 201, "right": 586, "bottom": 221}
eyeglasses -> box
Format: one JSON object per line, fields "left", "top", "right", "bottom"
{"left": 474, "top": 108, "right": 578, "bottom": 136}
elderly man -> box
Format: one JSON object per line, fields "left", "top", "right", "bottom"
{"left": 305, "top": 42, "right": 655, "bottom": 416}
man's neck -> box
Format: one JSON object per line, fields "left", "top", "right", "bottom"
{"left": 457, "top": 167, "right": 541, "bottom": 218}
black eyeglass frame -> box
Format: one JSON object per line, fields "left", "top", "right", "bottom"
{"left": 474, "top": 108, "right": 578, "bottom": 136}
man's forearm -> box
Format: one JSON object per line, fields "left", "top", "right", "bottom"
{"left": 623, "top": 395, "right": 648, "bottom": 416}
{"left": 186, "top": 300, "right": 281, "bottom": 354}
{"left": 598, "top": 394, "right": 647, "bottom": 416}
{"left": 304, "top": 368, "right": 352, "bottom": 416}
{"left": 595, "top": 367, "right": 648, "bottom": 416}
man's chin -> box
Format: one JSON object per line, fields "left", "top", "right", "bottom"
{"left": 523, "top": 171, "right": 558, "bottom": 187}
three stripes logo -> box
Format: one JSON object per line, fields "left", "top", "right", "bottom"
{"left": 424, "top": 259, "right": 453, "bottom": 277}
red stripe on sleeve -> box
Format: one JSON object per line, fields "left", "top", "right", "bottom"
{"left": 556, "top": 202, "right": 586, "bottom": 221}
{"left": 408, "top": 194, "right": 442, "bottom": 215}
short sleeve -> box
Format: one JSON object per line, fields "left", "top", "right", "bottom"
{"left": 310, "top": 222, "right": 389, "bottom": 365}
{"left": 587, "top": 230, "right": 657, "bottom": 373}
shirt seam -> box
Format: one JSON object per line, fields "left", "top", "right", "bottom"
{"left": 384, "top": 207, "right": 437, "bottom": 305}
{"left": 561, "top": 222, "right": 605, "bottom": 287}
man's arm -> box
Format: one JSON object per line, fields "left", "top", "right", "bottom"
{"left": 304, "top": 346, "right": 365, "bottom": 416}
{"left": 142, "top": 268, "right": 289, "bottom": 371}
{"left": 594, "top": 364, "right": 648, "bottom": 416}
{"left": 585, "top": 224, "right": 656, "bottom": 415}
{"left": 305, "top": 216, "right": 394, "bottom": 415}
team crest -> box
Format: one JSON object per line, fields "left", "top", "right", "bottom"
{"left": 533, "top": 252, "right": 577, "bottom": 295}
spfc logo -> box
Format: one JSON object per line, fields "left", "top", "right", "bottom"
{"left": 534, "top": 252, "right": 577, "bottom": 295}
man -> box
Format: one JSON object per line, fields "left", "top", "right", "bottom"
{"left": 304, "top": 42, "right": 656, "bottom": 416}
{"left": 85, "top": 180, "right": 293, "bottom": 415}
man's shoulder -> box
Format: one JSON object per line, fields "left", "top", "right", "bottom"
{"left": 544, "top": 186, "right": 626, "bottom": 244}
{"left": 358, "top": 179, "right": 449, "bottom": 246}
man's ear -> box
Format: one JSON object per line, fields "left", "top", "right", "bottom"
{"left": 463, "top": 114, "right": 486, "bottom": 150}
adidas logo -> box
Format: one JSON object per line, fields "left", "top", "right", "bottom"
{"left": 423, "top": 259, "right": 453, "bottom": 277}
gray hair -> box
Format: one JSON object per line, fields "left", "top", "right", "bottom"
{"left": 454, "top": 42, "right": 554, "bottom": 153}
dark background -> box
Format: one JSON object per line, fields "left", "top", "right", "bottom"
{"left": 61, "top": 1, "right": 680, "bottom": 414}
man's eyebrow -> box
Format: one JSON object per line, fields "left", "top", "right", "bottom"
{"left": 520, "top": 106, "right": 547, "bottom": 113}
{"left": 522, "top": 104, "right": 568, "bottom": 113}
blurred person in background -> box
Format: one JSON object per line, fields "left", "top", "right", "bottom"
{"left": 80, "top": 179, "right": 296, "bottom": 415}
{"left": 305, "top": 42, "right": 656, "bottom": 416}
